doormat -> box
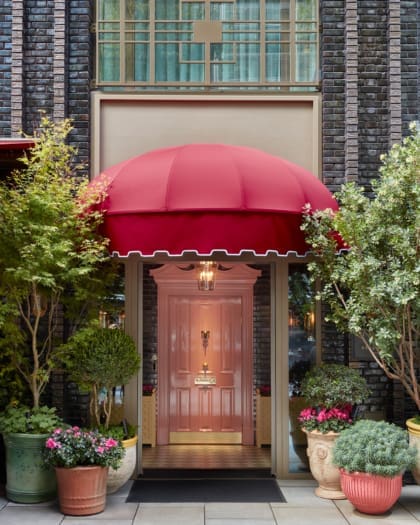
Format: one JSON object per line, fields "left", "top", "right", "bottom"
{"left": 127, "top": 472, "right": 286, "bottom": 503}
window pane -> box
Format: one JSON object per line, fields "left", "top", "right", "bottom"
{"left": 288, "top": 265, "right": 315, "bottom": 474}
{"left": 266, "top": 43, "right": 289, "bottom": 81}
{"left": 296, "top": 42, "right": 317, "bottom": 81}
{"left": 98, "top": 0, "right": 119, "bottom": 20}
{"left": 96, "top": 0, "right": 319, "bottom": 88}
{"left": 99, "top": 43, "right": 120, "bottom": 82}
{"left": 296, "top": 0, "right": 317, "bottom": 20}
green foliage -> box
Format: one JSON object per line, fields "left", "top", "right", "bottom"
{"left": 301, "top": 364, "right": 370, "bottom": 408}
{"left": 333, "top": 419, "right": 417, "bottom": 477}
{"left": 302, "top": 124, "right": 420, "bottom": 410}
{"left": 98, "top": 423, "right": 137, "bottom": 441}
{"left": 43, "top": 426, "right": 125, "bottom": 469}
{"left": 59, "top": 326, "right": 140, "bottom": 429}
{"left": 0, "top": 116, "right": 110, "bottom": 410}
{"left": 0, "top": 405, "right": 62, "bottom": 434}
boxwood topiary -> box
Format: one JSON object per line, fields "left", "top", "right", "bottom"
{"left": 333, "top": 419, "right": 417, "bottom": 477}
{"left": 301, "top": 363, "right": 370, "bottom": 408}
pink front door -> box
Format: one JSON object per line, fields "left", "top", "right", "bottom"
{"left": 168, "top": 295, "right": 242, "bottom": 440}
{"left": 151, "top": 263, "right": 260, "bottom": 446}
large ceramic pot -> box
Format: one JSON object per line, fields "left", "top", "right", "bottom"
{"left": 339, "top": 469, "right": 402, "bottom": 514}
{"left": 3, "top": 433, "right": 56, "bottom": 503}
{"left": 303, "top": 428, "right": 345, "bottom": 499}
{"left": 406, "top": 418, "right": 420, "bottom": 484}
{"left": 55, "top": 465, "right": 108, "bottom": 516}
{"left": 107, "top": 434, "right": 138, "bottom": 494}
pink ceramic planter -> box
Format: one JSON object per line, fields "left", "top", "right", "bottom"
{"left": 339, "top": 469, "right": 402, "bottom": 515}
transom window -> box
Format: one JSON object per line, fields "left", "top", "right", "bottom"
{"left": 96, "top": 0, "right": 319, "bottom": 90}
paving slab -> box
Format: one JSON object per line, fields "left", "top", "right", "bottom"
{"left": 134, "top": 505, "right": 204, "bottom": 525}
{"left": 205, "top": 502, "right": 274, "bottom": 520}
{"left": 271, "top": 506, "right": 349, "bottom": 525}
{"left": 0, "top": 505, "right": 64, "bottom": 524}
{"left": 334, "top": 498, "right": 420, "bottom": 523}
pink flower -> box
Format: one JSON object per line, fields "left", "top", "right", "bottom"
{"left": 96, "top": 446, "right": 105, "bottom": 454}
{"left": 53, "top": 428, "right": 62, "bottom": 434}
{"left": 46, "top": 438, "right": 61, "bottom": 449}
{"left": 105, "top": 438, "right": 118, "bottom": 449}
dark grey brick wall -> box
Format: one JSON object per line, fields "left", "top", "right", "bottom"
{"left": 0, "top": 1, "right": 12, "bottom": 135}
{"left": 401, "top": 0, "right": 420, "bottom": 133}
{"left": 357, "top": 1, "right": 389, "bottom": 190}
{"left": 67, "top": 0, "right": 93, "bottom": 173}
{"left": 320, "top": 0, "right": 346, "bottom": 193}
{"left": 23, "top": 0, "right": 55, "bottom": 132}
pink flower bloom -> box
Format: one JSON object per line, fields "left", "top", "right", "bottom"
{"left": 96, "top": 446, "right": 105, "bottom": 454}
{"left": 105, "top": 438, "right": 118, "bottom": 448}
{"left": 46, "top": 438, "right": 61, "bottom": 449}
{"left": 53, "top": 428, "right": 62, "bottom": 434}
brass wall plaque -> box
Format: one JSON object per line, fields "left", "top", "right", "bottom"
{"left": 194, "top": 375, "right": 216, "bottom": 385}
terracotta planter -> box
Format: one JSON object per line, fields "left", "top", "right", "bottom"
{"left": 107, "top": 435, "right": 138, "bottom": 494}
{"left": 339, "top": 469, "right": 402, "bottom": 514}
{"left": 303, "top": 429, "right": 345, "bottom": 499}
{"left": 406, "top": 418, "right": 420, "bottom": 484}
{"left": 55, "top": 465, "right": 108, "bottom": 516}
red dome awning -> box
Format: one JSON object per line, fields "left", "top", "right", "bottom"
{"left": 91, "top": 144, "right": 338, "bottom": 257}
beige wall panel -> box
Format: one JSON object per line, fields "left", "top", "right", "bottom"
{"left": 93, "top": 95, "right": 320, "bottom": 177}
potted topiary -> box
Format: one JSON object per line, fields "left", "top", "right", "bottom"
{"left": 0, "top": 117, "right": 109, "bottom": 503}
{"left": 333, "top": 419, "right": 417, "bottom": 514}
{"left": 59, "top": 325, "right": 141, "bottom": 493}
{"left": 298, "top": 363, "right": 370, "bottom": 499}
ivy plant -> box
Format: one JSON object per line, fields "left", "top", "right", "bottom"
{"left": 302, "top": 124, "right": 420, "bottom": 411}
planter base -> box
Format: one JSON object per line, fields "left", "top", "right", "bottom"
{"left": 340, "top": 469, "right": 402, "bottom": 515}
{"left": 4, "top": 433, "right": 56, "bottom": 503}
{"left": 304, "top": 429, "right": 345, "bottom": 500}
{"left": 56, "top": 466, "right": 108, "bottom": 516}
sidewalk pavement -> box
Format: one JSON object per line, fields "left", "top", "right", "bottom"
{"left": 0, "top": 480, "right": 419, "bottom": 525}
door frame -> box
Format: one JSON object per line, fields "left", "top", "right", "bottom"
{"left": 150, "top": 263, "right": 261, "bottom": 445}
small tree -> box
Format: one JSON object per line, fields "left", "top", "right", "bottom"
{"left": 0, "top": 117, "right": 109, "bottom": 410}
{"left": 302, "top": 124, "right": 420, "bottom": 411}
{"left": 59, "top": 326, "right": 141, "bottom": 430}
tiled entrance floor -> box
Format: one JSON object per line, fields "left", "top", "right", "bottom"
{"left": 1, "top": 481, "right": 419, "bottom": 524}
{"left": 142, "top": 444, "right": 271, "bottom": 469}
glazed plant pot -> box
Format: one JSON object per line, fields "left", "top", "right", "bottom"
{"left": 406, "top": 418, "right": 420, "bottom": 484}
{"left": 339, "top": 469, "right": 402, "bottom": 515}
{"left": 55, "top": 465, "right": 108, "bottom": 516}
{"left": 303, "top": 429, "right": 345, "bottom": 499}
{"left": 3, "top": 433, "right": 56, "bottom": 503}
{"left": 107, "top": 435, "right": 138, "bottom": 493}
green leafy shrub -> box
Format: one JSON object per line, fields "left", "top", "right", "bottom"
{"left": 302, "top": 124, "right": 420, "bottom": 411}
{"left": 301, "top": 364, "right": 370, "bottom": 409}
{"left": 0, "top": 405, "right": 62, "bottom": 434}
{"left": 333, "top": 419, "right": 417, "bottom": 477}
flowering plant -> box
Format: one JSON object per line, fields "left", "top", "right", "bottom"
{"left": 258, "top": 385, "right": 271, "bottom": 397}
{"left": 143, "top": 384, "right": 156, "bottom": 396}
{"left": 298, "top": 404, "right": 353, "bottom": 433}
{"left": 43, "top": 426, "right": 125, "bottom": 469}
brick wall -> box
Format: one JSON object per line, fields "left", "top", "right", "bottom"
{"left": 400, "top": 0, "right": 420, "bottom": 132}
{"left": 0, "top": 1, "right": 12, "bottom": 135}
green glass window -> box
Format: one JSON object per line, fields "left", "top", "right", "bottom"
{"left": 97, "top": 0, "right": 319, "bottom": 89}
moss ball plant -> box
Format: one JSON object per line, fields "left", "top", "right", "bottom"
{"left": 333, "top": 419, "right": 417, "bottom": 477}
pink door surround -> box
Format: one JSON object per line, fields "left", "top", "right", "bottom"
{"left": 150, "top": 264, "right": 261, "bottom": 445}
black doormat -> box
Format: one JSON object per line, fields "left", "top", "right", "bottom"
{"left": 141, "top": 468, "right": 272, "bottom": 479}
{"left": 127, "top": 471, "right": 286, "bottom": 503}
